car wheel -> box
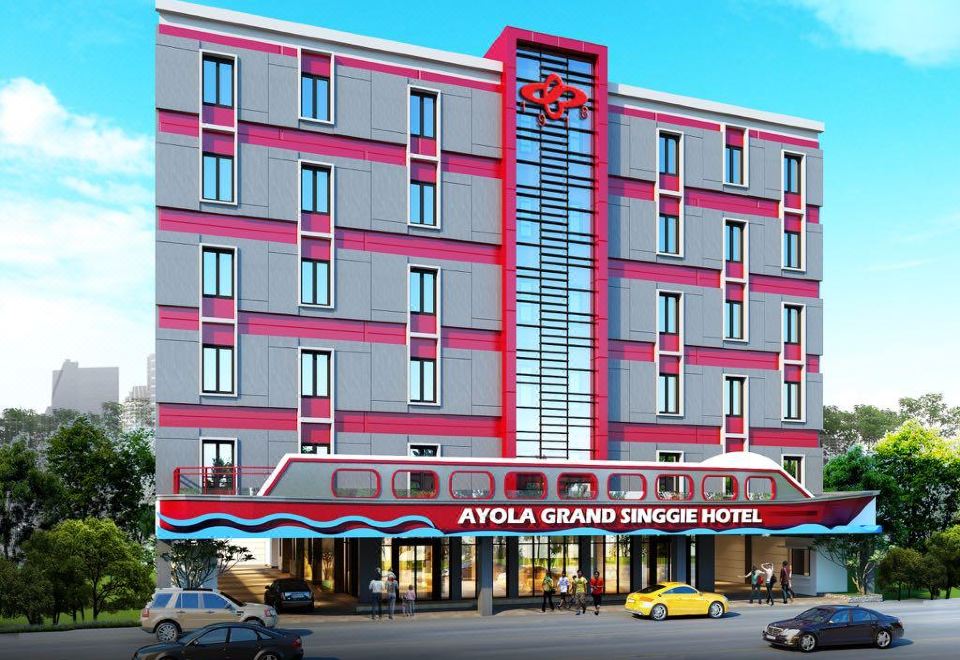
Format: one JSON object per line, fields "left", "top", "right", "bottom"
{"left": 799, "top": 633, "right": 817, "bottom": 653}
{"left": 245, "top": 617, "right": 265, "bottom": 627}
{"left": 155, "top": 620, "right": 180, "bottom": 642}
{"left": 875, "top": 629, "right": 893, "bottom": 649}
{"left": 650, "top": 604, "right": 668, "bottom": 621}
{"left": 256, "top": 653, "right": 280, "bottom": 660}
{"left": 707, "top": 601, "right": 724, "bottom": 618}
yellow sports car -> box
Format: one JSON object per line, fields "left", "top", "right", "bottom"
{"left": 624, "top": 582, "right": 729, "bottom": 621}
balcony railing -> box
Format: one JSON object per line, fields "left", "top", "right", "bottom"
{"left": 173, "top": 466, "right": 275, "bottom": 496}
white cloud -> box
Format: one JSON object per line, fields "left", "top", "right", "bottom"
{"left": 0, "top": 77, "right": 152, "bottom": 174}
{"left": 0, "top": 78, "right": 153, "bottom": 411}
{"left": 795, "top": 0, "right": 960, "bottom": 66}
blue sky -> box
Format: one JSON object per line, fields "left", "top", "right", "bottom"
{"left": 0, "top": 0, "right": 958, "bottom": 411}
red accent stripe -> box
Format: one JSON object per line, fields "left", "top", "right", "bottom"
{"left": 686, "top": 188, "right": 781, "bottom": 218}
{"left": 159, "top": 403, "right": 298, "bottom": 430}
{"left": 442, "top": 327, "right": 501, "bottom": 351}
{"left": 610, "top": 422, "right": 721, "bottom": 445}
{"left": 239, "top": 122, "right": 406, "bottom": 166}
{"left": 750, "top": 274, "right": 820, "bottom": 297}
{"left": 337, "top": 228, "right": 500, "bottom": 265}
{"left": 158, "top": 207, "right": 297, "bottom": 244}
{"left": 240, "top": 312, "right": 407, "bottom": 344}
{"left": 335, "top": 410, "right": 501, "bottom": 437}
{"left": 807, "top": 206, "right": 820, "bottom": 224}
{"left": 686, "top": 346, "right": 779, "bottom": 370}
{"left": 749, "top": 128, "right": 819, "bottom": 150}
{"left": 806, "top": 355, "right": 820, "bottom": 373}
{"left": 610, "top": 105, "right": 721, "bottom": 131}
{"left": 750, "top": 428, "right": 820, "bottom": 448}
{"left": 336, "top": 55, "right": 500, "bottom": 93}
{"left": 158, "top": 109, "right": 198, "bottom": 137}
{"left": 609, "top": 339, "right": 655, "bottom": 362}
{"left": 158, "top": 24, "right": 298, "bottom": 56}
{"left": 610, "top": 258, "right": 721, "bottom": 288}
{"left": 158, "top": 305, "right": 200, "bottom": 330}
{"left": 609, "top": 175, "right": 654, "bottom": 200}
{"left": 442, "top": 152, "right": 501, "bottom": 179}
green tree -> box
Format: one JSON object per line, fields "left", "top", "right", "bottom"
{"left": 45, "top": 518, "right": 153, "bottom": 619}
{"left": 918, "top": 553, "right": 947, "bottom": 599}
{"left": 45, "top": 418, "right": 155, "bottom": 543}
{"left": 878, "top": 547, "right": 922, "bottom": 600}
{"left": 22, "top": 529, "right": 89, "bottom": 623}
{"left": 823, "top": 445, "right": 899, "bottom": 539}
{"left": 161, "top": 540, "right": 253, "bottom": 589}
{"left": 822, "top": 404, "right": 902, "bottom": 457}
{"left": 0, "top": 557, "right": 54, "bottom": 625}
{"left": 898, "top": 393, "right": 960, "bottom": 438}
{"left": 873, "top": 422, "right": 960, "bottom": 548}
{"left": 926, "top": 526, "right": 960, "bottom": 598}
{"left": 815, "top": 535, "right": 888, "bottom": 595}
{"left": 0, "top": 408, "right": 81, "bottom": 448}
{"left": 0, "top": 440, "right": 62, "bottom": 559}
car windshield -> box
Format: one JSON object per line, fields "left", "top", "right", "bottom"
{"left": 796, "top": 607, "right": 835, "bottom": 623}
{"left": 639, "top": 584, "right": 667, "bottom": 594}
{"left": 221, "top": 592, "right": 244, "bottom": 607}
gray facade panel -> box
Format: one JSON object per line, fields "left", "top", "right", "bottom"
{"left": 156, "top": 44, "right": 198, "bottom": 113}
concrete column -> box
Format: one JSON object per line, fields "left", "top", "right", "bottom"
{"left": 477, "top": 536, "right": 494, "bottom": 616}
{"left": 449, "top": 538, "right": 463, "bottom": 601}
{"left": 578, "top": 536, "right": 593, "bottom": 577}
{"left": 695, "top": 535, "right": 716, "bottom": 592}
{"left": 155, "top": 540, "right": 173, "bottom": 588}
{"left": 670, "top": 536, "right": 688, "bottom": 583}
{"left": 506, "top": 537, "right": 519, "bottom": 598}
{"left": 357, "top": 538, "right": 381, "bottom": 606}
{"left": 629, "top": 536, "right": 645, "bottom": 591}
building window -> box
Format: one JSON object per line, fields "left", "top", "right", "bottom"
{"left": 724, "top": 300, "right": 743, "bottom": 340}
{"left": 409, "top": 180, "right": 436, "bottom": 226}
{"left": 202, "top": 153, "right": 233, "bottom": 202}
{"left": 657, "top": 452, "right": 685, "bottom": 497}
{"left": 724, "top": 377, "right": 744, "bottom": 416}
{"left": 201, "top": 248, "right": 233, "bottom": 298}
{"left": 783, "top": 381, "right": 802, "bottom": 420}
{"left": 301, "top": 259, "right": 330, "bottom": 306}
{"left": 658, "top": 133, "right": 679, "bottom": 175}
{"left": 301, "top": 73, "right": 330, "bottom": 121}
{"left": 657, "top": 374, "right": 680, "bottom": 414}
{"left": 782, "top": 455, "right": 804, "bottom": 485}
{"left": 202, "top": 55, "right": 233, "bottom": 107}
{"left": 201, "top": 439, "right": 235, "bottom": 493}
{"left": 301, "top": 165, "right": 330, "bottom": 213}
{"left": 725, "top": 222, "right": 743, "bottom": 262}
{"left": 783, "top": 306, "right": 802, "bottom": 344}
{"left": 790, "top": 547, "right": 810, "bottom": 576}
{"left": 202, "top": 345, "right": 233, "bottom": 394}
{"left": 409, "top": 90, "right": 436, "bottom": 139}
{"left": 409, "top": 444, "right": 439, "bottom": 458}
{"left": 658, "top": 214, "right": 680, "bottom": 255}
{"left": 784, "top": 231, "right": 801, "bottom": 269}
{"left": 725, "top": 144, "right": 743, "bottom": 185}
{"left": 409, "top": 358, "right": 437, "bottom": 403}
{"left": 409, "top": 268, "right": 437, "bottom": 314}
{"left": 658, "top": 293, "right": 680, "bottom": 334}
{"left": 300, "top": 350, "right": 330, "bottom": 398}
{"left": 784, "top": 154, "right": 802, "bottom": 194}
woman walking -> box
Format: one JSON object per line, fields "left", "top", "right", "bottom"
{"left": 589, "top": 571, "right": 605, "bottom": 616}
{"left": 744, "top": 565, "right": 762, "bottom": 604}
{"left": 541, "top": 572, "right": 556, "bottom": 612}
{"left": 761, "top": 562, "right": 776, "bottom": 606}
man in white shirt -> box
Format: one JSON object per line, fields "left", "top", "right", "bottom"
{"left": 369, "top": 570, "right": 385, "bottom": 619}
{"left": 557, "top": 571, "right": 571, "bottom": 609}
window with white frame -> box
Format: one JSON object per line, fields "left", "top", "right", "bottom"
{"left": 202, "top": 55, "right": 233, "bottom": 107}
{"left": 783, "top": 154, "right": 802, "bottom": 195}
{"left": 201, "top": 438, "right": 235, "bottom": 492}
{"left": 409, "top": 268, "right": 437, "bottom": 314}
{"left": 658, "top": 292, "right": 680, "bottom": 334}
{"left": 725, "top": 221, "right": 744, "bottom": 263}
{"left": 408, "top": 444, "right": 439, "bottom": 457}
{"left": 301, "top": 165, "right": 330, "bottom": 213}
{"left": 724, "top": 377, "right": 744, "bottom": 417}
{"left": 300, "top": 350, "right": 330, "bottom": 398}
{"left": 657, "top": 373, "right": 680, "bottom": 415}
{"left": 783, "top": 231, "right": 801, "bottom": 269}
{"left": 782, "top": 455, "right": 804, "bottom": 485}
{"left": 409, "top": 180, "right": 436, "bottom": 226}
{"left": 783, "top": 381, "right": 802, "bottom": 420}
{"left": 658, "top": 133, "right": 680, "bottom": 175}
{"left": 202, "top": 248, "right": 234, "bottom": 298}
{"left": 725, "top": 143, "right": 743, "bottom": 185}
{"left": 409, "top": 90, "right": 437, "bottom": 139}
{"left": 658, "top": 213, "right": 680, "bottom": 255}
{"left": 409, "top": 358, "right": 437, "bottom": 404}
{"left": 657, "top": 451, "right": 685, "bottom": 495}
{"left": 202, "top": 153, "right": 233, "bottom": 202}
{"left": 301, "top": 259, "right": 330, "bottom": 306}
{"left": 724, "top": 300, "right": 744, "bottom": 340}
{"left": 301, "top": 73, "right": 330, "bottom": 122}
{"left": 783, "top": 305, "right": 802, "bottom": 344}
{"left": 202, "top": 345, "right": 234, "bottom": 394}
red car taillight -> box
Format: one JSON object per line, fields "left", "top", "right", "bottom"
{"left": 292, "top": 637, "right": 302, "bottom": 649}
{"left": 140, "top": 608, "right": 150, "bottom": 618}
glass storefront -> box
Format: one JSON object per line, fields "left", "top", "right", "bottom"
{"left": 598, "top": 535, "right": 632, "bottom": 594}
{"left": 517, "top": 535, "right": 580, "bottom": 596}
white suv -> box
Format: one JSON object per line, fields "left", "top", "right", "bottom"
{"left": 141, "top": 588, "right": 278, "bottom": 641}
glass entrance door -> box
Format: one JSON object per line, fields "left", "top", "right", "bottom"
{"left": 398, "top": 544, "right": 433, "bottom": 599}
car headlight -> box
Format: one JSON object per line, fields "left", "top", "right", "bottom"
{"left": 781, "top": 629, "right": 801, "bottom": 641}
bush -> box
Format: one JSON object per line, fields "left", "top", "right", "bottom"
{"left": 918, "top": 553, "right": 948, "bottom": 599}
{"left": 878, "top": 547, "right": 922, "bottom": 600}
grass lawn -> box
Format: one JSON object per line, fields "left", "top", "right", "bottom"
{"left": 0, "top": 608, "right": 141, "bottom": 634}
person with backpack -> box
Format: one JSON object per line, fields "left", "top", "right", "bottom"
{"left": 541, "top": 571, "right": 556, "bottom": 612}
{"left": 761, "top": 562, "right": 776, "bottom": 606}
{"left": 744, "top": 565, "right": 762, "bottom": 604}
{"left": 589, "top": 570, "right": 605, "bottom": 616}
{"left": 557, "top": 571, "right": 571, "bottom": 610}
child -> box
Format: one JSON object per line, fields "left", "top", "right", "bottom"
{"left": 403, "top": 585, "right": 416, "bottom": 617}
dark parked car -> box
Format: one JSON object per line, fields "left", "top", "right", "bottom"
{"left": 264, "top": 578, "right": 315, "bottom": 612}
{"left": 763, "top": 605, "right": 904, "bottom": 653}
{"left": 132, "top": 622, "right": 303, "bottom": 660}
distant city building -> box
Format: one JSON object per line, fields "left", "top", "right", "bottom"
{"left": 50, "top": 360, "right": 118, "bottom": 415}
{"left": 122, "top": 355, "right": 158, "bottom": 432}
{"left": 147, "top": 353, "right": 157, "bottom": 405}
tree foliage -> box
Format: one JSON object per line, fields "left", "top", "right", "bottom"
{"left": 161, "top": 540, "right": 254, "bottom": 589}
{"left": 815, "top": 535, "right": 888, "bottom": 595}
{"left": 822, "top": 404, "right": 902, "bottom": 458}
{"left": 898, "top": 393, "right": 960, "bottom": 438}
{"left": 0, "top": 440, "right": 62, "bottom": 560}
{"left": 878, "top": 547, "right": 922, "bottom": 600}
{"left": 927, "top": 526, "right": 960, "bottom": 599}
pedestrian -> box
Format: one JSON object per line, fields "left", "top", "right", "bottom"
{"left": 589, "top": 570, "right": 604, "bottom": 616}
{"left": 780, "top": 561, "right": 795, "bottom": 603}
{"left": 572, "top": 570, "right": 588, "bottom": 615}
{"left": 403, "top": 584, "right": 416, "bottom": 617}
{"left": 761, "top": 562, "right": 776, "bottom": 606}
{"left": 786, "top": 562, "right": 796, "bottom": 602}
{"left": 744, "top": 565, "right": 762, "bottom": 604}
{"left": 557, "top": 571, "right": 570, "bottom": 609}
{"left": 541, "top": 571, "right": 556, "bottom": 612}
{"left": 369, "top": 570, "right": 384, "bottom": 620}
{"left": 385, "top": 572, "right": 398, "bottom": 619}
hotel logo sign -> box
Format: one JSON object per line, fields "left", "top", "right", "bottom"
{"left": 519, "top": 72, "right": 589, "bottom": 124}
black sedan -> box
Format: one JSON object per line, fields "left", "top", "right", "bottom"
{"left": 763, "top": 605, "right": 904, "bottom": 652}
{"left": 133, "top": 622, "right": 303, "bottom": 660}
{"left": 264, "top": 578, "right": 315, "bottom": 612}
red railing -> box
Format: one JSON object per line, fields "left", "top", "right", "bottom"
{"left": 173, "top": 466, "right": 276, "bottom": 496}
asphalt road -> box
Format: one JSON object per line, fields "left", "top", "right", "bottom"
{"left": 2, "top": 599, "right": 958, "bottom": 660}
